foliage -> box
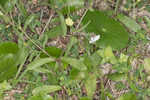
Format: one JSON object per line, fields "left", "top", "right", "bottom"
{"left": 0, "top": 0, "right": 150, "bottom": 99}
{"left": 82, "top": 10, "right": 129, "bottom": 50}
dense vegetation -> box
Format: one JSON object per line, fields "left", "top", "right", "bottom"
{"left": 0, "top": 0, "right": 150, "bottom": 100}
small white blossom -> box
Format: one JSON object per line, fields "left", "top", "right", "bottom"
{"left": 65, "top": 17, "right": 74, "bottom": 26}
{"left": 89, "top": 35, "right": 100, "bottom": 44}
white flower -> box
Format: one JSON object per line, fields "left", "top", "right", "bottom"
{"left": 89, "top": 35, "right": 100, "bottom": 44}
{"left": 65, "top": 17, "right": 74, "bottom": 26}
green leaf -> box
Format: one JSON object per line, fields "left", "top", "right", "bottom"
{"left": 64, "top": 36, "right": 78, "bottom": 56}
{"left": 117, "top": 14, "right": 141, "bottom": 33}
{"left": 32, "top": 85, "right": 61, "bottom": 95}
{"left": 70, "top": 68, "right": 87, "bottom": 80}
{"left": 31, "top": 67, "right": 51, "bottom": 73}
{"left": 117, "top": 92, "right": 137, "bottom": 100}
{"left": 24, "top": 14, "right": 35, "bottom": 30}
{"left": 108, "top": 73, "right": 127, "bottom": 82}
{"left": 80, "top": 97, "right": 91, "bottom": 100}
{"left": 46, "top": 25, "right": 63, "bottom": 38}
{"left": 28, "top": 94, "right": 53, "bottom": 100}
{"left": 26, "top": 58, "right": 55, "bottom": 71}
{"left": 0, "top": 0, "right": 8, "bottom": 6}
{"left": 0, "top": 42, "right": 20, "bottom": 82}
{"left": 104, "top": 46, "right": 117, "bottom": 64}
{"left": 40, "top": 46, "right": 63, "bottom": 58}
{"left": 119, "top": 53, "right": 129, "bottom": 63}
{"left": 57, "top": 11, "right": 67, "bottom": 36}
{"left": 0, "top": 80, "right": 12, "bottom": 92}
{"left": 98, "top": 46, "right": 117, "bottom": 64}
{"left": 61, "top": 57, "right": 87, "bottom": 71}
{"left": 82, "top": 10, "right": 129, "bottom": 50}
{"left": 144, "top": 58, "right": 150, "bottom": 73}
{"left": 0, "top": 42, "right": 19, "bottom": 56}
{"left": 0, "top": 54, "right": 17, "bottom": 81}
{"left": 85, "top": 74, "right": 97, "bottom": 98}
{"left": 84, "top": 51, "right": 102, "bottom": 71}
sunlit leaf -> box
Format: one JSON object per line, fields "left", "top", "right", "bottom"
{"left": 104, "top": 46, "right": 117, "bottom": 64}
{"left": 28, "top": 94, "right": 53, "bottom": 100}
{"left": 108, "top": 73, "right": 127, "bottom": 82}
{"left": 40, "top": 46, "right": 63, "bottom": 58}
{"left": 82, "top": 10, "right": 129, "bottom": 50}
{"left": 0, "top": 80, "right": 12, "bottom": 92}
{"left": 85, "top": 74, "right": 96, "bottom": 98}
{"left": 61, "top": 57, "right": 87, "bottom": 71}
{"left": 46, "top": 25, "right": 63, "bottom": 38}
{"left": 117, "top": 14, "right": 141, "bottom": 33}
{"left": 32, "top": 85, "right": 61, "bottom": 95}
{"left": 27, "top": 58, "right": 55, "bottom": 71}
{"left": 0, "top": 42, "right": 20, "bottom": 82}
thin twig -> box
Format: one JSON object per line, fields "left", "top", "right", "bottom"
{"left": 40, "top": 9, "right": 43, "bottom": 22}
{"left": 76, "top": 8, "right": 88, "bottom": 30}
{"left": 23, "top": 32, "right": 51, "bottom": 57}
{"left": 41, "top": 14, "right": 53, "bottom": 35}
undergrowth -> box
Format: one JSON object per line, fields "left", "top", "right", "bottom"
{"left": 0, "top": 0, "right": 150, "bottom": 100}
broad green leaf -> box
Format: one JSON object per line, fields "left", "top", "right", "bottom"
{"left": 46, "top": 25, "right": 63, "bottom": 38}
{"left": 82, "top": 10, "right": 129, "bottom": 50}
{"left": 32, "top": 85, "right": 61, "bottom": 95}
{"left": 117, "top": 92, "right": 137, "bottom": 100}
{"left": 144, "top": 58, "right": 150, "bottom": 73}
{"left": 61, "top": 57, "right": 87, "bottom": 71}
{"left": 70, "top": 68, "right": 87, "bottom": 80}
{"left": 0, "top": 0, "right": 8, "bottom": 6}
{"left": 0, "top": 42, "right": 19, "bottom": 82}
{"left": 85, "top": 74, "right": 97, "bottom": 98}
{"left": 40, "top": 46, "right": 63, "bottom": 58}
{"left": 0, "top": 54, "right": 17, "bottom": 81}
{"left": 70, "top": 68, "right": 80, "bottom": 80}
{"left": 108, "top": 73, "right": 127, "bottom": 82}
{"left": 27, "top": 58, "right": 55, "bottom": 71}
{"left": 0, "top": 42, "right": 19, "bottom": 56}
{"left": 117, "top": 14, "right": 141, "bottom": 33}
